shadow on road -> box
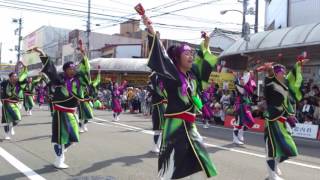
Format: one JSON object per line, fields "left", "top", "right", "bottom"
{"left": 76, "top": 152, "right": 157, "bottom": 176}
{"left": 0, "top": 165, "right": 58, "bottom": 180}
{"left": 14, "top": 135, "right": 51, "bottom": 142}
{"left": 18, "top": 122, "right": 52, "bottom": 127}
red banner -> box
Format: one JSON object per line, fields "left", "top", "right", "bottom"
{"left": 224, "top": 115, "right": 265, "bottom": 132}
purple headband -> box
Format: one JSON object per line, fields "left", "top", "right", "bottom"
{"left": 177, "top": 44, "right": 192, "bottom": 55}
{"left": 68, "top": 64, "right": 76, "bottom": 69}
{"left": 273, "top": 64, "right": 286, "bottom": 74}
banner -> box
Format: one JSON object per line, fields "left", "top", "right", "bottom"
{"left": 292, "top": 123, "right": 319, "bottom": 139}
{"left": 224, "top": 115, "right": 265, "bottom": 132}
{"left": 209, "top": 72, "right": 235, "bottom": 90}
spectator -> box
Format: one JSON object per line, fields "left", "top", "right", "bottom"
{"left": 121, "top": 93, "right": 127, "bottom": 112}
{"left": 213, "top": 103, "right": 224, "bottom": 125}
{"left": 220, "top": 91, "right": 231, "bottom": 110}
{"left": 127, "top": 87, "right": 134, "bottom": 112}
{"left": 313, "top": 98, "right": 320, "bottom": 125}
{"left": 301, "top": 99, "right": 314, "bottom": 123}
{"left": 139, "top": 88, "right": 148, "bottom": 115}
{"left": 131, "top": 88, "right": 140, "bottom": 113}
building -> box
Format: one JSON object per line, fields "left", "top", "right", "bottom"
{"left": 90, "top": 58, "right": 150, "bottom": 86}
{"left": 220, "top": 0, "right": 320, "bottom": 86}
{"left": 22, "top": 26, "right": 70, "bottom": 69}
{"left": 100, "top": 44, "right": 142, "bottom": 58}
{"left": 209, "top": 28, "right": 239, "bottom": 52}
{"left": 62, "top": 29, "right": 143, "bottom": 63}
{"left": 265, "top": 0, "right": 320, "bottom": 30}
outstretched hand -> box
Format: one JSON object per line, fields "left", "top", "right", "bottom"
{"left": 256, "top": 62, "right": 274, "bottom": 72}
{"left": 31, "top": 47, "right": 45, "bottom": 56}
{"left": 18, "top": 61, "right": 26, "bottom": 67}
{"left": 142, "top": 15, "right": 155, "bottom": 35}
{"left": 201, "top": 31, "right": 210, "bottom": 48}
{"left": 298, "top": 58, "right": 310, "bottom": 66}
{"left": 77, "top": 39, "right": 86, "bottom": 56}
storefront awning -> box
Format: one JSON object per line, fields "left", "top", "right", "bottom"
{"left": 28, "top": 58, "right": 150, "bottom": 76}
{"left": 219, "top": 22, "right": 320, "bottom": 59}
{"left": 89, "top": 58, "right": 150, "bottom": 73}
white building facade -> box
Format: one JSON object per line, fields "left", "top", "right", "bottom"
{"left": 265, "top": 0, "right": 320, "bottom": 30}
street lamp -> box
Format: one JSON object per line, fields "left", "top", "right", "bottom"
{"left": 220, "top": 9, "right": 243, "bottom": 15}
{"left": 220, "top": 9, "right": 246, "bottom": 37}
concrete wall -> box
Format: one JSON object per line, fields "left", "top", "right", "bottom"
{"left": 265, "top": 0, "right": 320, "bottom": 29}
{"left": 289, "top": 0, "right": 320, "bottom": 26}
{"left": 265, "top": 0, "right": 288, "bottom": 30}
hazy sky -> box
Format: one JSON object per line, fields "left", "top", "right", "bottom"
{"left": 0, "top": 0, "right": 265, "bottom": 64}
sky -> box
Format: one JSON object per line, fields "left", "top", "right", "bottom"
{"left": 0, "top": 0, "right": 265, "bottom": 64}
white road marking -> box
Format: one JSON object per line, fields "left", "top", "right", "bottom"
{"left": 93, "top": 117, "right": 320, "bottom": 171}
{"left": 0, "top": 147, "right": 46, "bottom": 180}
{"left": 195, "top": 122, "right": 319, "bottom": 143}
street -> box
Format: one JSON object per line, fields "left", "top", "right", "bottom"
{"left": 1, "top": 107, "right": 320, "bottom": 180}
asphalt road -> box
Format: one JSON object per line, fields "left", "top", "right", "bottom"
{"left": 0, "top": 107, "right": 319, "bottom": 180}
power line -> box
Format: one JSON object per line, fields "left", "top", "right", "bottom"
{"left": 39, "top": 0, "right": 131, "bottom": 14}
{"left": 93, "top": 0, "right": 228, "bottom": 30}
{"left": 150, "top": 0, "right": 222, "bottom": 18}
{"left": 2, "top": 0, "right": 132, "bottom": 21}
{"left": 0, "top": 0, "right": 243, "bottom": 34}
{"left": 92, "top": 0, "right": 188, "bottom": 29}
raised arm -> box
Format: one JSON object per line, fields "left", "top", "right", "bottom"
{"left": 192, "top": 33, "right": 218, "bottom": 90}
{"left": 92, "top": 68, "right": 101, "bottom": 88}
{"left": 143, "top": 16, "right": 180, "bottom": 82}
{"left": 286, "top": 60, "right": 306, "bottom": 102}
{"left": 18, "top": 62, "right": 28, "bottom": 84}
{"left": 78, "top": 40, "right": 91, "bottom": 86}
{"left": 33, "top": 47, "right": 63, "bottom": 85}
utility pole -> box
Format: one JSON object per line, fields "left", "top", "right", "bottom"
{"left": 242, "top": 0, "right": 248, "bottom": 37}
{"left": 0, "top": 42, "right": 2, "bottom": 65}
{"left": 255, "top": 0, "right": 259, "bottom": 33}
{"left": 13, "top": 18, "right": 23, "bottom": 63}
{"left": 86, "top": 0, "right": 91, "bottom": 59}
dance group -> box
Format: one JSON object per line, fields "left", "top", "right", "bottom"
{"left": 0, "top": 9, "right": 309, "bottom": 180}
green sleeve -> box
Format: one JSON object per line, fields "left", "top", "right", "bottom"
{"left": 193, "top": 41, "right": 218, "bottom": 91}
{"left": 18, "top": 66, "right": 28, "bottom": 83}
{"left": 72, "top": 80, "right": 84, "bottom": 99}
{"left": 32, "top": 76, "right": 42, "bottom": 86}
{"left": 92, "top": 71, "right": 101, "bottom": 88}
{"left": 286, "top": 62, "right": 303, "bottom": 101}
{"left": 200, "top": 41, "right": 218, "bottom": 67}
{"left": 79, "top": 55, "right": 91, "bottom": 86}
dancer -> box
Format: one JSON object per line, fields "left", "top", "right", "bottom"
{"left": 33, "top": 41, "right": 90, "bottom": 169}
{"left": 109, "top": 81, "right": 127, "bottom": 122}
{"left": 23, "top": 76, "right": 42, "bottom": 115}
{"left": 259, "top": 58, "right": 306, "bottom": 180}
{"left": 78, "top": 67, "right": 100, "bottom": 133}
{"left": 1, "top": 62, "right": 27, "bottom": 140}
{"left": 36, "top": 80, "right": 46, "bottom": 109}
{"left": 149, "top": 72, "right": 167, "bottom": 153}
{"left": 232, "top": 71, "right": 256, "bottom": 145}
{"left": 201, "top": 83, "right": 215, "bottom": 128}
{"left": 142, "top": 14, "right": 218, "bottom": 179}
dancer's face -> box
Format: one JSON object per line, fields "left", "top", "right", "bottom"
{"left": 65, "top": 67, "right": 76, "bottom": 78}
{"left": 9, "top": 73, "right": 18, "bottom": 84}
{"left": 179, "top": 50, "right": 193, "bottom": 72}
{"left": 275, "top": 71, "right": 286, "bottom": 83}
